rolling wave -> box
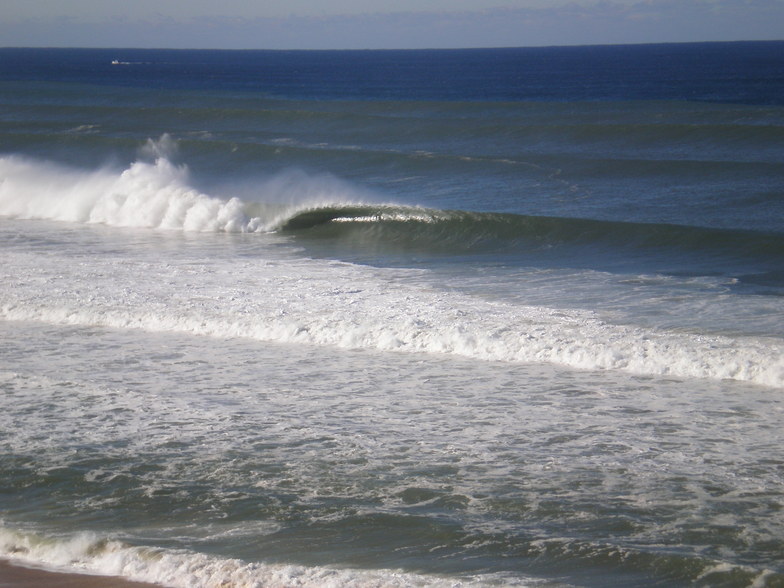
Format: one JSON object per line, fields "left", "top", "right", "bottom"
{"left": 276, "top": 203, "right": 784, "bottom": 275}
{"left": 1, "top": 150, "right": 782, "bottom": 282}
{"left": 2, "top": 232, "right": 782, "bottom": 387}
{"left": 2, "top": 148, "right": 783, "bottom": 387}
{"left": 1, "top": 524, "right": 778, "bottom": 588}
{"left": 0, "top": 527, "right": 505, "bottom": 588}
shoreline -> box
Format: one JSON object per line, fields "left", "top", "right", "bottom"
{"left": 0, "top": 560, "right": 163, "bottom": 588}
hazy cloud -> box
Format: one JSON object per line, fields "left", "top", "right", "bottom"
{"left": 1, "top": 0, "right": 782, "bottom": 48}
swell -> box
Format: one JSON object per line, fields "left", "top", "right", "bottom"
{"left": 1, "top": 151, "right": 782, "bottom": 281}
{"left": 278, "top": 203, "right": 784, "bottom": 272}
{"left": 3, "top": 129, "right": 782, "bottom": 191}
{"left": 4, "top": 106, "right": 782, "bottom": 159}
{"left": 4, "top": 80, "right": 783, "bottom": 163}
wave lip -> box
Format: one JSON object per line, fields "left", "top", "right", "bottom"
{"left": 276, "top": 202, "right": 784, "bottom": 263}
{"left": 3, "top": 146, "right": 783, "bottom": 278}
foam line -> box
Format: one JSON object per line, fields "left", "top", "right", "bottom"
{"left": 0, "top": 247, "right": 781, "bottom": 387}
{"left": 0, "top": 527, "right": 530, "bottom": 588}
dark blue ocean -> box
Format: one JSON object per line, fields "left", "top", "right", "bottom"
{"left": 1, "top": 43, "right": 783, "bottom": 587}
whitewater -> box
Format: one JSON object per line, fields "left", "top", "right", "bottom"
{"left": 2, "top": 44, "right": 784, "bottom": 588}
{"left": 1, "top": 147, "right": 781, "bottom": 387}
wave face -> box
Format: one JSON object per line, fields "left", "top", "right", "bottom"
{"left": 2, "top": 45, "right": 784, "bottom": 588}
{"left": 277, "top": 202, "right": 784, "bottom": 268}
{"left": 2, "top": 150, "right": 782, "bottom": 284}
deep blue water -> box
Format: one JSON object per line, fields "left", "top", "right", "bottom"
{"left": 2, "top": 42, "right": 784, "bottom": 103}
{"left": 1, "top": 42, "right": 784, "bottom": 588}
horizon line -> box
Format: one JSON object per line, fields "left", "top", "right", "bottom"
{"left": 2, "top": 39, "right": 783, "bottom": 53}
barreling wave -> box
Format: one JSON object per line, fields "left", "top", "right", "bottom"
{"left": 275, "top": 202, "right": 784, "bottom": 262}
{"left": 274, "top": 204, "right": 784, "bottom": 294}
{"left": 1, "top": 148, "right": 782, "bottom": 276}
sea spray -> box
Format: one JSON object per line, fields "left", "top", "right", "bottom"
{"left": 0, "top": 153, "right": 251, "bottom": 232}
{"left": 0, "top": 136, "right": 379, "bottom": 234}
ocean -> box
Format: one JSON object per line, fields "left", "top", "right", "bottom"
{"left": 0, "top": 42, "right": 783, "bottom": 587}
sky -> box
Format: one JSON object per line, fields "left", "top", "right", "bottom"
{"left": 1, "top": 0, "right": 783, "bottom": 49}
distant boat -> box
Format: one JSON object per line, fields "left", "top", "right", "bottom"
{"left": 111, "top": 59, "right": 120, "bottom": 65}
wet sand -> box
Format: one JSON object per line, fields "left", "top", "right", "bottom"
{"left": 0, "top": 560, "right": 162, "bottom": 588}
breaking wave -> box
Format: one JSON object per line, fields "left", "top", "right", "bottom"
{"left": 0, "top": 527, "right": 525, "bottom": 588}
{"left": 1, "top": 241, "right": 782, "bottom": 387}
{"left": 2, "top": 146, "right": 782, "bottom": 275}
{"left": 1, "top": 525, "right": 778, "bottom": 588}
{"left": 1, "top": 137, "right": 782, "bottom": 387}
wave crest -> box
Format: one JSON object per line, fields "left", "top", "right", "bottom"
{"left": 3, "top": 138, "right": 782, "bottom": 278}
{"left": 0, "top": 153, "right": 251, "bottom": 232}
{"left": 0, "top": 527, "right": 517, "bottom": 588}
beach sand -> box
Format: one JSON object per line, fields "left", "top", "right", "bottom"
{"left": 0, "top": 560, "right": 163, "bottom": 587}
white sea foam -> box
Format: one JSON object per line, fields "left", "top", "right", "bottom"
{"left": 0, "top": 527, "right": 531, "bottom": 587}
{"left": 1, "top": 143, "right": 782, "bottom": 388}
{"left": 0, "top": 229, "right": 781, "bottom": 388}
{"left": 0, "top": 140, "right": 370, "bottom": 233}
{"left": 0, "top": 152, "right": 251, "bottom": 232}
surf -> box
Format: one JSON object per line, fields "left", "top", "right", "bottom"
{"left": 1, "top": 219, "right": 782, "bottom": 387}
{"left": 0, "top": 526, "right": 515, "bottom": 588}
{"left": 0, "top": 150, "right": 252, "bottom": 232}
{"left": 2, "top": 146, "right": 782, "bottom": 279}
{"left": 0, "top": 137, "right": 381, "bottom": 235}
